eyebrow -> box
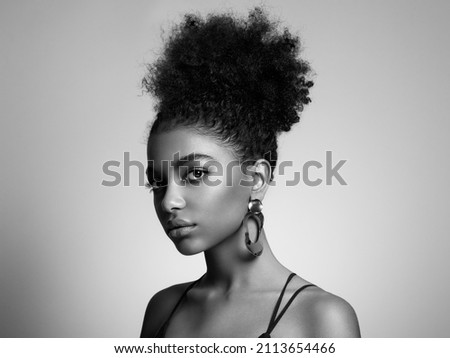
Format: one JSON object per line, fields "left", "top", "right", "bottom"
{"left": 175, "top": 153, "right": 216, "bottom": 165}
{"left": 146, "top": 152, "right": 217, "bottom": 176}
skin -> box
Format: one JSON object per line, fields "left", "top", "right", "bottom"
{"left": 141, "top": 126, "right": 361, "bottom": 338}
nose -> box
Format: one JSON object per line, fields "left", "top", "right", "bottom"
{"left": 160, "top": 179, "right": 186, "bottom": 213}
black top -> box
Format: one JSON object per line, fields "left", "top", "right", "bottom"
{"left": 154, "top": 273, "right": 315, "bottom": 338}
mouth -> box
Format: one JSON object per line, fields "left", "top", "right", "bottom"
{"left": 167, "top": 224, "right": 197, "bottom": 240}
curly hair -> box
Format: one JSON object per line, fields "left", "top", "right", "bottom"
{"left": 143, "top": 7, "right": 313, "bottom": 180}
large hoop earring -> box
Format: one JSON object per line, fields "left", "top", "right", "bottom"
{"left": 243, "top": 199, "right": 264, "bottom": 257}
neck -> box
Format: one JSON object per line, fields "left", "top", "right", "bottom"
{"left": 202, "top": 224, "right": 285, "bottom": 292}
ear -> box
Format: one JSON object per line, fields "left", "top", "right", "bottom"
{"left": 249, "top": 159, "right": 271, "bottom": 201}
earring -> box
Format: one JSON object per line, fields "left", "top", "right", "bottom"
{"left": 243, "top": 199, "right": 264, "bottom": 257}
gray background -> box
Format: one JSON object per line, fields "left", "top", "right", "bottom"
{"left": 1, "top": 0, "right": 449, "bottom": 337}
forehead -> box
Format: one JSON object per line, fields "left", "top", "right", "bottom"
{"left": 147, "top": 127, "right": 236, "bottom": 164}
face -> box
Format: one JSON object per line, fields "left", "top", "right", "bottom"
{"left": 147, "top": 127, "right": 253, "bottom": 255}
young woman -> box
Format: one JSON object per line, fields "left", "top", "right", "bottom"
{"left": 140, "top": 8, "right": 360, "bottom": 338}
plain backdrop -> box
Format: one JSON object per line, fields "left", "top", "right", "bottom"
{"left": 1, "top": 0, "right": 450, "bottom": 337}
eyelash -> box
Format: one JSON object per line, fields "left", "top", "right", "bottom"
{"left": 145, "top": 168, "right": 208, "bottom": 192}
{"left": 144, "top": 182, "right": 154, "bottom": 192}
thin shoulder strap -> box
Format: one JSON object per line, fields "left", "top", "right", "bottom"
{"left": 262, "top": 273, "right": 315, "bottom": 337}
{"left": 267, "top": 273, "right": 296, "bottom": 329}
{"left": 154, "top": 275, "right": 204, "bottom": 338}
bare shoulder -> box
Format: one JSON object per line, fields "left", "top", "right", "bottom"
{"left": 140, "top": 281, "right": 192, "bottom": 338}
{"left": 300, "top": 286, "right": 361, "bottom": 338}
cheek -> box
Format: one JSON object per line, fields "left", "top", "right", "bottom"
{"left": 206, "top": 187, "right": 246, "bottom": 218}
{"left": 194, "top": 175, "right": 251, "bottom": 237}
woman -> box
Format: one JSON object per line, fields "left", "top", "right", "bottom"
{"left": 140, "top": 8, "right": 360, "bottom": 338}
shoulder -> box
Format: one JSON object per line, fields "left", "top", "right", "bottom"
{"left": 140, "top": 281, "right": 192, "bottom": 338}
{"left": 300, "top": 286, "right": 361, "bottom": 338}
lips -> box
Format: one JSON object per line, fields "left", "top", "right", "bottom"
{"left": 166, "top": 219, "right": 196, "bottom": 239}
{"left": 166, "top": 219, "right": 194, "bottom": 231}
{"left": 168, "top": 225, "right": 196, "bottom": 240}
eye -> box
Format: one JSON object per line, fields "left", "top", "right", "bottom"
{"left": 186, "top": 168, "right": 207, "bottom": 182}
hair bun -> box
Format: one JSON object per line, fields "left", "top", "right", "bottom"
{"left": 143, "top": 7, "right": 313, "bottom": 134}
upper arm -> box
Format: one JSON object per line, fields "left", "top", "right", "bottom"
{"left": 310, "top": 293, "right": 361, "bottom": 338}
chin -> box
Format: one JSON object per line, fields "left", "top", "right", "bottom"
{"left": 176, "top": 247, "right": 202, "bottom": 256}
{"left": 174, "top": 239, "right": 206, "bottom": 256}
